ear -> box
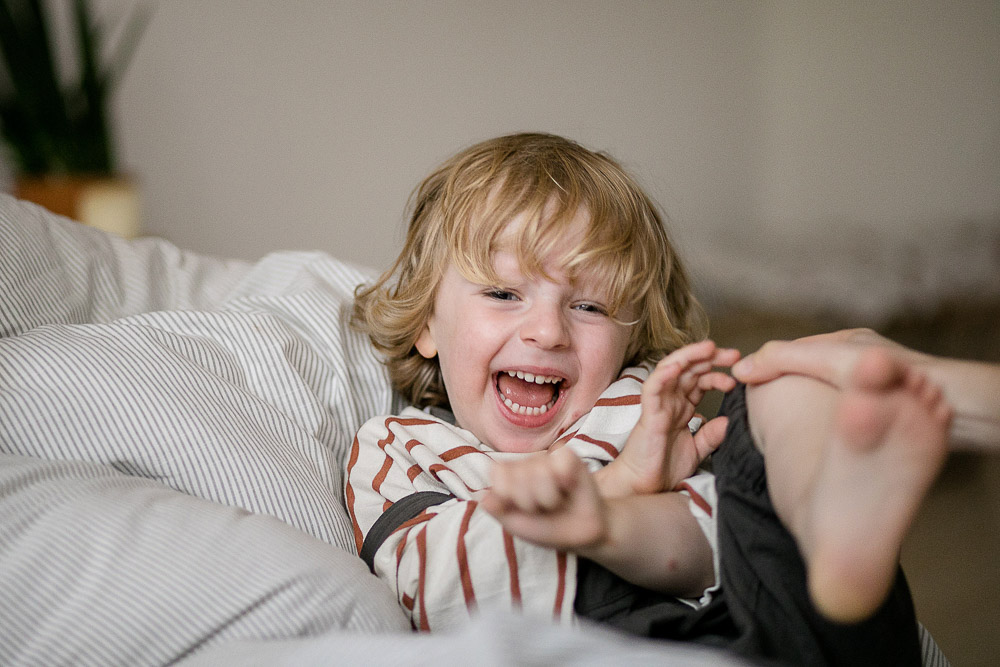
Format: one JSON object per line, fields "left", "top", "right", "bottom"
{"left": 415, "top": 324, "right": 437, "bottom": 359}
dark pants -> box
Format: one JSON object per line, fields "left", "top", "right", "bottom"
{"left": 575, "top": 384, "right": 922, "bottom": 666}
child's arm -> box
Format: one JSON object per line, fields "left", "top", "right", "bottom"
{"left": 482, "top": 447, "right": 715, "bottom": 597}
{"left": 596, "top": 340, "right": 739, "bottom": 498}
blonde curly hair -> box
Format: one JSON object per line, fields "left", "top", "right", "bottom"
{"left": 353, "top": 133, "right": 707, "bottom": 409}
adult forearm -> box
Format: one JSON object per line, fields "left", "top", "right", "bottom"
{"left": 919, "top": 356, "right": 1000, "bottom": 451}
{"left": 733, "top": 329, "right": 1000, "bottom": 451}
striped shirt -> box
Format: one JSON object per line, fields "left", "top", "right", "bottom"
{"left": 345, "top": 367, "right": 719, "bottom": 632}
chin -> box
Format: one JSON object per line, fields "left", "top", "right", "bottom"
{"left": 489, "top": 435, "right": 551, "bottom": 455}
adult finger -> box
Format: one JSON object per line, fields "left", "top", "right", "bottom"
{"left": 731, "top": 339, "right": 854, "bottom": 386}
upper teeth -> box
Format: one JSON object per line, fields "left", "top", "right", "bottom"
{"left": 506, "top": 370, "right": 560, "bottom": 384}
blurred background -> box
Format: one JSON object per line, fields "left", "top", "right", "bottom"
{"left": 2, "top": 1, "right": 998, "bottom": 664}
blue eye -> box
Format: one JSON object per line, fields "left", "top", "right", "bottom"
{"left": 574, "top": 302, "right": 608, "bottom": 316}
{"left": 485, "top": 289, "right": 518, "bottom": 301}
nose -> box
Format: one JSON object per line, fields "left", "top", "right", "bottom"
{"left": 520, "top": 301, "right": 570, "bottom": 350}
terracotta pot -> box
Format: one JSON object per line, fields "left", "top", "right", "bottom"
{"left": 15, "top": 175, "right": 141, "bottom": 239}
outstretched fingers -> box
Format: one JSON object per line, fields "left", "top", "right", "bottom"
{"left": 625, "top": 341, "right": 739, "bottom": 493}
{"left": 648, "top": 342, "right": 740, "bottom": 406}
{"left": 655, "top": 341, "right": 739, "bottom": 372}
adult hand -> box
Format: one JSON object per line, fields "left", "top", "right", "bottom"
{"left": 733, "top": 328, "right": 1000, "bottom": 450}
{"left": 731, "top": 328, "right": 919, "bottom": 388}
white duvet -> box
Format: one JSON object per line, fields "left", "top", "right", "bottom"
{"left": 0, "top": 196, "right": 754, "bottom": 666}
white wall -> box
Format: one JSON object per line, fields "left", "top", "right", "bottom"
{"left": 16, "top": 1, "right": 1000, "bottom": 321}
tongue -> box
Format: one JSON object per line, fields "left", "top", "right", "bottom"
{"left": 497, "top": 374, "right": 557, "bottom": 408}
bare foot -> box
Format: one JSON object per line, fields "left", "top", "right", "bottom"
{"left": 806, "top": 348, "right": 952, "bottom": 623}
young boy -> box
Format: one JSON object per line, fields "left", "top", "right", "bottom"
{"left": 346, "top": 133, "right": 951, "bottom": 665}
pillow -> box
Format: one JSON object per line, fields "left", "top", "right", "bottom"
{"left": 1, "top": 195, "right": 402, "bottom": 550}
{"left": 0, "top": 454, "right": 408, "bottom": 665}
{"left": 0, "top": 195, "right": 411, "bottom": 663}
{"left": 0, "top": 194, "right": 252, "bottom": 337}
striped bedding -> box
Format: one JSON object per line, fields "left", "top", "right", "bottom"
{"left": 0, "top": 195, "right": 415, "bottom": 663}
{"left": 0, "top": 196, "right": 948, "bottom": 666}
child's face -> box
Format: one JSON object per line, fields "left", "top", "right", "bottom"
{"left": 415, "top": 215, "right": 633, "bottom": 453}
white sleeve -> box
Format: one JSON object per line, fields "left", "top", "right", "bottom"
{"left": 676, "top": 469, "right": 720, "bottom": 606}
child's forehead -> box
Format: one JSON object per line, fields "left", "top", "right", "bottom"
{"left": 463, "top": 240, "right": 618, "bottom": 302}
{"left": 488, "top": 246, "right": 607, "bottom": 288}
{"left": 444, "top": 198, "right": 640, "bottom": 302}
{"left": 475, "top": 208, "right": 585, "bottom": 268}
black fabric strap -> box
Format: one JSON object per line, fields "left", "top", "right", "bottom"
{"left": 360, "top": 491, "right": 454, "bottom": 572}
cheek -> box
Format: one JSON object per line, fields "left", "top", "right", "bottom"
{"left": 436, "top": 318, "right": 497, "bottom": 387}
{"left": 600, "top": 324, "right": 632, "bottom": 363}
{"left": 589, "top": 329, "right": 632, "bottom": 385}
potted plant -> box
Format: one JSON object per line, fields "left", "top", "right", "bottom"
{"left": 0, "top": 0, "right": 150, "bottom": 237}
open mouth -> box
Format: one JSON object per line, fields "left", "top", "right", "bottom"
{"left": 495, "top": 370, "right": 565, "bottom": 417}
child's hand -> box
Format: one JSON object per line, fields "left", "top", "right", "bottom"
{"left": 480, "top": 447, "right": 607, "bottom": 551}
{"left": 600, "top": 340, "right": 739, "bottom": 497}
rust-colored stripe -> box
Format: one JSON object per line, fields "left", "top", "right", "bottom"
{"left": 406, "top": 463, "right": 423, "bottom": 481}
{"left": 395, "top": 525, "right": 414, "bottom": 628}
{"left": 372, "top": 454, "right": 394, "bottom": 494}
{"left": 677, "top": 481, "right": 713, "bottom": 517}
{"left": 393, "top": 510, "right": 437, "bottom": 535}
{"left": 367, "top": 420, "right": 403, "bottom": 540}
{"left": 416, "top": 527, "right": 430, "bottom": 631}
{"left": 345, "top": 434, "right": 364, "bottom": 553}
{"left": 574, "top": 433, "right": 620, "bottom": 459}
{"left": 457, "top": 501, "right": 478, "bottom": 613}
{"left": 440, "top": 445, "right": 485, "bottom": 461}
{"left": 503, "top": 531, "right": 522, "bottom": 607}
{"left": 427, "top": 463, "right": 476, "bottom": 493}
{"left": 594, "top": 394, "right": 641, "bottom": 407}
{"left": 553, "top": 550, "right": 568, "bottom": 618}
{"left": 386, "top": 416, "right": 440, "bottom": 428}
{"left": 427, "top": 463, "right": 451, "bottom": 482}
{"left": 375, "top": 416, "right": 408, "bottom": 451}
{"left": 375, "top": 430, "right": 396, "bottom": 451}
{"left": 390, "top": 512, "right": 440, "bottom": 629}
{"left": 395, "top": 527, "right": 408, "bottom": 567}
{"left": 380, "top": 417, "right": 436, "bottom": 453}
{"left": 553, "top": 430, "right": 578, "bottom": 448}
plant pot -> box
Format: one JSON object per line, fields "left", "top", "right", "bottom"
{"left": 15, "top": 175, "right": 141, "bottom": 239}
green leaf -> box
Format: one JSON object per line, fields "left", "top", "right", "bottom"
{"left": 0, "top": 0, "right": 149, "bottom": 175}
{"left": 104, "top": 2, "right": 152, "bottom": 93}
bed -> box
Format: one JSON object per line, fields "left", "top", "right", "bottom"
{"left": 0, "top": 195, "right": 944, "bottom": 665}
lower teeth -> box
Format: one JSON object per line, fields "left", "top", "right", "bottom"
{"left": 503, "top": 397, "right": 555, "bottom": 416}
